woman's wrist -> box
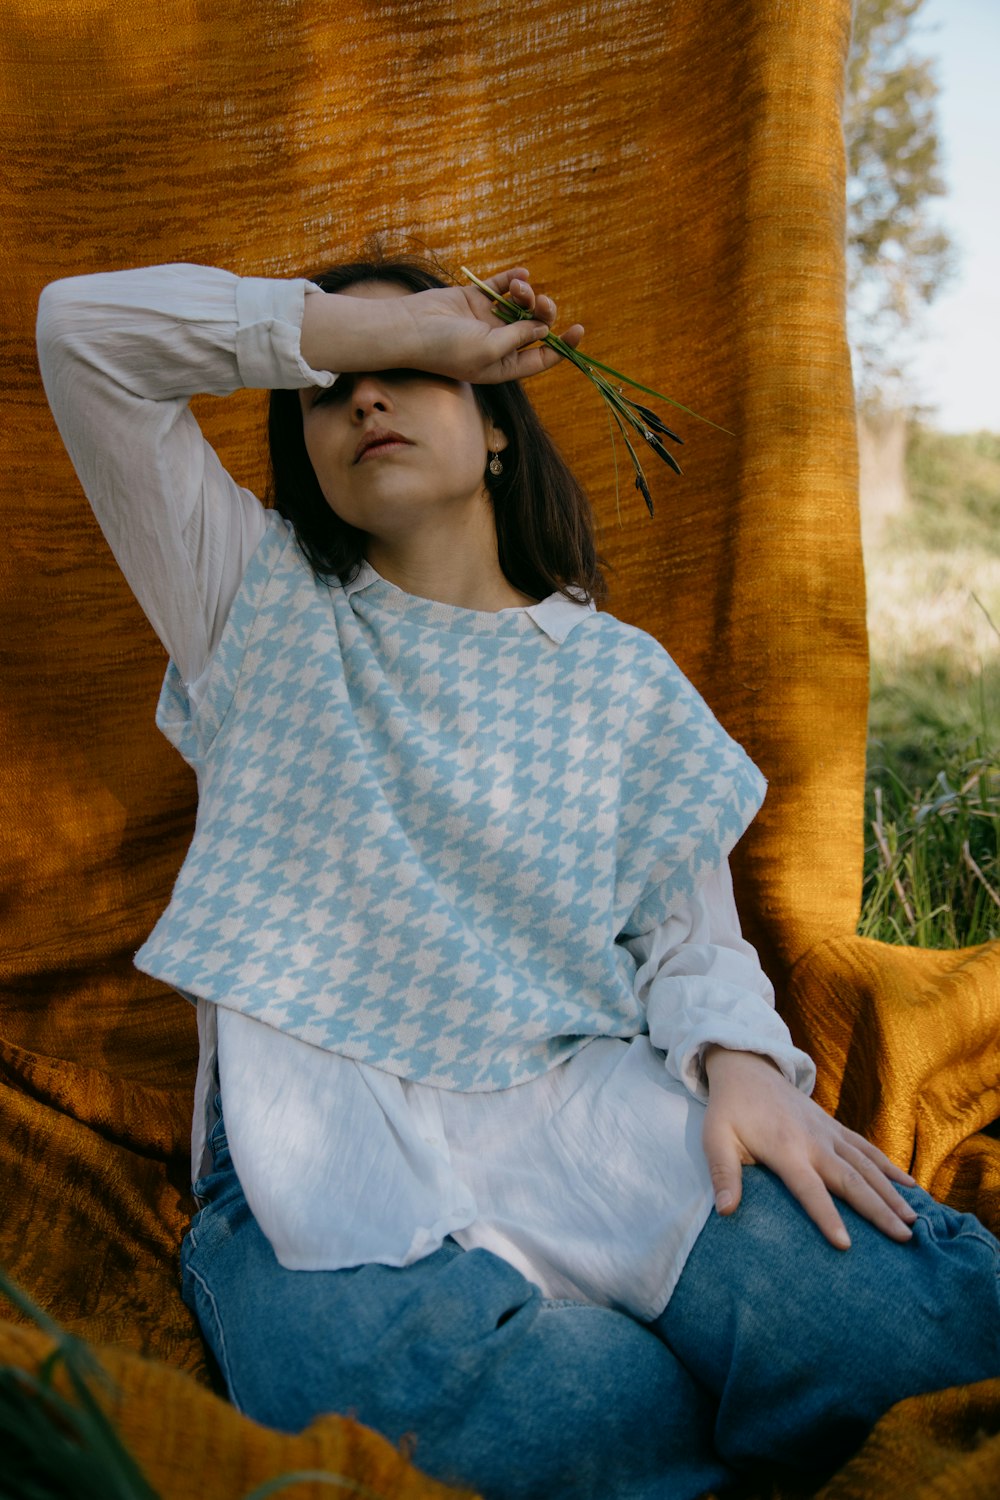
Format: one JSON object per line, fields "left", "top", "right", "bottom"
{"left": 703, "top": 1045, "right": 782, "bottom": 1085}
{"left": 299, "top": 288, "right": 407, "bottom": 375}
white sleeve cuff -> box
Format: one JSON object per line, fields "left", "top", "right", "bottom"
{"left": 655, "top": 996, "right": 817, "bottom": 1102}
{"left": 628, "top": 862, "right": 816, "bottom": 1103}
{"left": 234, "top": 277, "right": 336, "bottom": 390}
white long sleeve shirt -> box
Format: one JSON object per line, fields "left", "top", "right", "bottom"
{"left": 37, "top": 264, "right": 815, "bottom": 1318}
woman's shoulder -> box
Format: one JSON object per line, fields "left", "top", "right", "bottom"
{"left": 579, "top": 606, "right": 686, "bottom": 676}
{"left": 567, "top": 608, "right": 729, "bottom": 732}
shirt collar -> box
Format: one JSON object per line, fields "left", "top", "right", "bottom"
{"left": 341, "top": 563, "right": 594, "bottom": 645}
{"left": 524, "top": 593, "right": 595, "bottom": 643}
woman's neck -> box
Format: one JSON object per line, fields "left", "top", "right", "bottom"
{"left": 364, "top": 509, "right": 536, "bottom": 613}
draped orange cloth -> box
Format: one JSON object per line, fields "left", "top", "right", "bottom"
{"left": 1, "top": 1, "right": 998, "bottom": 1495}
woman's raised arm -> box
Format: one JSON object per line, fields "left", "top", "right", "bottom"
{"left": 36, "top": 264, "right": 316, "bottom": 685}
{"left": 37, "top": 264, "right": 580, "bottom": 687}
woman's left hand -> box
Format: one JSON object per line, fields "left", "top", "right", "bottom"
{"left": 475, "top": 267, "right": 585, "bottom": 378}
{"left": 701, "top": 1046, "right": 919, "bottom": 1249}
{"left": 396, "top": 265, "right": 584, "bottom": 384}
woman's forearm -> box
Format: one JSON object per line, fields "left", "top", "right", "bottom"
{"left": 630, "top": 862, "right": 816, "bottom": 1102}
{"left": 299, "top": 270, "right": 570, "bottom": 386}
{"left": 299, "top": 286, "right": 404, "bottom": 375}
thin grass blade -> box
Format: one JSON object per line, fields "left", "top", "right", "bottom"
{"left": 242, "top": 1471, "right": 391, "bottom": 1500}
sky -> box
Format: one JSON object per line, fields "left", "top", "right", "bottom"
{"left": 906, "top": 0, "right": 1000, "bottom": 432}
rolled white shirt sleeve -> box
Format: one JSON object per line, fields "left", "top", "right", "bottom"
{"left": 234, "top": 274, "right": 335, "bottom": 391}
{"left": 624, "top": 862, "right": 816, "bottom": 1101}
{"left": 36, "top": 264, "right": 334, "bottom": 687}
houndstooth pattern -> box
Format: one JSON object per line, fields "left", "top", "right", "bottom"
{"left": 136, "top": 513, "right": 766, "bottom": 1090}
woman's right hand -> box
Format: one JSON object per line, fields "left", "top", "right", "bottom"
{"left": 701, "top": 1046, "right": 918, "bottom": 1250}
{"left": 299, "top": 266, "right": 584, "bottom": 386}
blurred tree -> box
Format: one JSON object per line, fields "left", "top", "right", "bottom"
{"left": 845, "top": 0, "right": 954, "bottom": 411}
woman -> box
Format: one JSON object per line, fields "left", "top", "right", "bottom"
{"left": 37, "top": 254, "right": 1000, "bottom": 1500}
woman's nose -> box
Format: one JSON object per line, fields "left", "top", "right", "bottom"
{"left": 350, "top": 374, "right": 393, "bottom": 421}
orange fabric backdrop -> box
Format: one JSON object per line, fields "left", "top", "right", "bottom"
{"left": 1, "top": 1, "right": 998, "bottom": 1495}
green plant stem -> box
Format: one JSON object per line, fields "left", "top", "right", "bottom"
{"left": 606, "top": 401, "right": 623, "bottom": 526}
{"left": 459, "top": 267, "right": 733, "bottom": 434}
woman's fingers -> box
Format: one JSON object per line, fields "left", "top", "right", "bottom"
{"left": 494, "top": 275, "right": 587, "bottom": 355}
{"left": 478, "top": 320, "right": 558, "bottom": 381}
{"left": 449, "top": 268, "right": 585, "bottom": 381}
{"left": 773, "top": 1142, "right": 915, "bottom": 1251}
{"left": 775, "top": 1161, "right": 854, "bottom": 1250}
{"left": 834, "top": 1139, "right": 918, "bottom": 1228}
{"left": 823, "top": 1158, "right": 914, "bottom": 1246}
{"left": 701, "top": 1128, "right": 746, "bottom": 1218}
{"left": 491, "top": 320, "right": 585, "bottom": 382}
{"left": 700, "top": 1112, "right": 912, "bottom": 1247}
{"left": 479, "top": 269, "right": 549, "bottom": 322}
{"left": 842, "top": 1129, "right": 917, "bottom": 1187}
{"left": 479, "top": 269, "right": 582, "bottom": 347}
{"left": 700, "top": 1048, "right": 923, "bottom": 1252}
{"left": 484, "top": 266, "right": 530, "bottom": 297}
{"left": 701, "top": 1115, "right": 746, "bottom": 1216}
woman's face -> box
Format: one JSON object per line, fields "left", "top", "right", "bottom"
{"left": 298, "top": 281, "right": 506, "bottom": 543}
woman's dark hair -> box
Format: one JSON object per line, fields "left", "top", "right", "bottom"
{"left": 266, "top": 253, "right": 607, "bottom": 606}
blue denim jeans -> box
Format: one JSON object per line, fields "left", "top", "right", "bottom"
{"left": 181, "top": 1110, "right": 1000, "bottom": 1500}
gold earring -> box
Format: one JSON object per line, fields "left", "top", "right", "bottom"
{"left": 488, "top": 452, "right": 503, "bottom": 476}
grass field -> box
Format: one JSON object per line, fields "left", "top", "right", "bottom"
{"left": 861, "top": 428, "right": 1000, "bottom": 946}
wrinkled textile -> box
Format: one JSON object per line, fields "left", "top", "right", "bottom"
{"left": 0, "top": 1321, "right": 478, "bottom": 1500}
{"left": 1, "top": 1, "right": 998, "bottom": 1497}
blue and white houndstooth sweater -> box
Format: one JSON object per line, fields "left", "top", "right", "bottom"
{"left": 136, "top": 509, "right": 766, "bottom": 1091}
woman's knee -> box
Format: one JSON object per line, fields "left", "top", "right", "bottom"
{"left": 183, "top": 1199, "right": 543, "bottom": 1435}
{"left": 182, "top": 1198, "right": 731, "bottom": 1498}
{"left": 797, "top": 1183, "right": 1000, "bottom": 1396}
{"left": 888, "top": 1184, "right": 1000, "bottom": 1378}
{"left": 657, "top": 1168, "right": 1000, "bottom": 1471}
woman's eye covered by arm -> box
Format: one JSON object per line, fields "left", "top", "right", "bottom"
{"left": 308, "top": 369, "right": 430, "bottom": 407}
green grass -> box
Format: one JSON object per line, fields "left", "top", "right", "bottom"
{"left": 904, "top": 428, "right": 1000, "bottom": 556}
{"left": 860, "top": 426, "right": 1000, "bottom": 947}
{"left": 862, "top": 686, "right": 1000, "bottom": 947}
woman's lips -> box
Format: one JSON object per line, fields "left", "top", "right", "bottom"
{"left": 357, "top": 439, "right": 411, "bottom": 461}
{"left": 354, "top": 429, "right": 414, "bottom": 463}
